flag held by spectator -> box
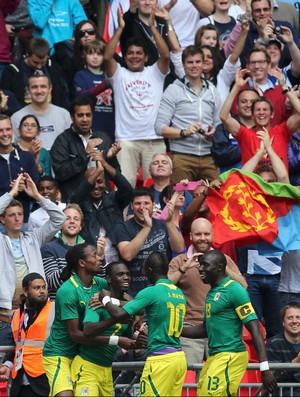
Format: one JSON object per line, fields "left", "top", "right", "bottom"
{"left": 208, "top": 169, "right": 300, "bottom": 251}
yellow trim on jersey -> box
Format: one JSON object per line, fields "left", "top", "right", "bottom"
{"left": 156, "top": 282, "right": 177, "bottom": 290}
{"left": 235, "top": 302, "right": 255, "bottom": 320}
{"left": 70, "top": 276, "right": 79, "bottom": 288}
{"left": 223, "top": 279, "right": 234, "bottom": 287}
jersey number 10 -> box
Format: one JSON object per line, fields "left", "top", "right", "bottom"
{"left": 166, "top": 302, "right": 186, "bottom": 337}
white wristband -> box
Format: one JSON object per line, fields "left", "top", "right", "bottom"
{"left": 102, "top": 296, "right": 111, "bottom": 306}
{"left": 109, "top": 336, "right": 119, "bottom": 345}
{"left": 111, "top": 298, "right": 120, "bottom": 306}
{"left": 260, "top": 361, "right": 269, "bottom": 371}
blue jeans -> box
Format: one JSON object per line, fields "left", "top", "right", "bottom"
{"left": 279, "top": 292, "right": 300, "bottom": 309}
{"left": 0, "top": 320, "right": 14, "bottom": 363}
{"left": 246, "top": 274, "right": 282, "bottom": 338}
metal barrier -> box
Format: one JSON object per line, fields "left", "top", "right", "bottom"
{"left": 112, "top": 362, "right": 300, "bottom": 397}
{"left": 1, "top": 349, "right": 300, "bottom": 396}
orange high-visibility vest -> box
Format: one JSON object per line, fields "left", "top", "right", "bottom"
{"left": 11, "top": 301, "right": 55, "bottom": 378}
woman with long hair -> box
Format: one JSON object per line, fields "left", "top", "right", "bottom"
{"left": 17, "top": 114, "right": 51, "bottom": 176}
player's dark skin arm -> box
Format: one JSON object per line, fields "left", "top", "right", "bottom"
{"left": 99, "top": 289, "right": 133, "bottom": 321}
{"left": 181, "top": 322, "right": 208, "bottom": 339}
{"left": 245, "top": 320, "right": 278, "bottom": 393}
{"left": 84, "top": 317, "right": 116, "bottom": 337}
{"left": 66, "top": 318, "right": 114, "bottom": 344}
{"left": 66, "top": 319, "right": 136, "bottom": 349}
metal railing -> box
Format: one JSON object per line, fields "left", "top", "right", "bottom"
{"left": 1, "top": 347, "right": 300, "bottom": 397}
{"left": 112, "top": 362, "right": 300, "bottom": 397}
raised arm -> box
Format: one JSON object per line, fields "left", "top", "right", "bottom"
{"left": 270, "top": 67, "right": 300, "bottom": 131}
{"left": 220, "top": 69, "right": 250, "bottom": 137}
{"left": 189, "top": 0, "right": 214, "bottom": 17}
{"left": 279, "top": 26, "right": 300, "bottom": 78}
{"left": 228, "top": 21, "right": 250, "bottom": 65}
{"left": 104, "top": 8, "right": 124, "bottom": 78}
{"left": 149, "top": 9, "right": 170, "bottom": 74}
{"left": 116, "top": 213, "right": 152, "bottom": 262}
{"left": 165, "top": 202, "right": 185, "bottom": 253}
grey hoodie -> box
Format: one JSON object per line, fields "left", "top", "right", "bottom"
{"left": 155, "top": 78, "right": 221, "bottom": 156}
{"left": 0, "top": 193, "right": 66, "bottom": 310}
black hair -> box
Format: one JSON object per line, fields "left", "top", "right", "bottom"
{"left": 19, "top": 114, "right": 40, "bottom": 131}
{"left": 61, "top": 243, "right": 90, "bottom": 282}
{"left": 123, "top": 37, "right": 147, "bottom": 56}
{"left": 159, "top": 184, "right": 175, "bottom": 210}
{"left": 105, "top": 261, "right": 127, "bottom": 277}
{"left": 199, "top": 250, "right": 226, "bottom": 271}
{"left": 37, "top": 176, "right": 58, "bottom": 188}
{"left": 69, "top": 95, "right": 93, "bottom": 116}
{"left": 144, "top": 251, "right": 169, "bottom": 276}
{"left": 131, "top": 187, "right": 154, "bottom": 203}
{"left": 200, "top": 45, "right": 225, "bottom": 87}
{"left": 237, "top": 87, "right": 260, "bottom": 103}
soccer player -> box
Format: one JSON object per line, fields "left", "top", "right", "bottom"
{"left": 182, "top": 250, "right": 277, "bottom": 396}
{"left": 71, "top": 261, "right": 136, "bottom": 396}
{"left": 99, "top": 251, "right": 187, "bottom": 397}
{"left": 42, "top": 244, "right": 108, "bottom": 397}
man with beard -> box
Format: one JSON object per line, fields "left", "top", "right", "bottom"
{"left": 0, "top": 273, "right": 54, "bottom": 396}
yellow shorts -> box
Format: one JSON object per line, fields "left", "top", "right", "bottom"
{"left": 197, "top": 351, "right": 248, "bottom": 396}
{"left": 71, "top": 355, "right": 113, "bottom": 396}
{"left": 140, "top": 351, "right": 187, "bottom": 397}
{"left": 42, "top": 356, "right": 73, "bottom": 397}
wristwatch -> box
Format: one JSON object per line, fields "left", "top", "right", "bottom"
{"left": 180, "top": 129, "right": 187, "bottom": 137}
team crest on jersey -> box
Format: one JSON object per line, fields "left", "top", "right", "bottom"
{"left": 214, "top": 292, "right": 221, "bottom": 301}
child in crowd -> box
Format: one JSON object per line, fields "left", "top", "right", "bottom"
{"left": 194, "top": 24, "right": 220, "bottom": 49}
{"left": 74, "top": 39, "right": 115, "bottom": 141}
{"left": 196, "top": 0, "right": 236, "bottom": 48}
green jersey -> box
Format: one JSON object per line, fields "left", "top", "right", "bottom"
{"left": 80, "top": 305, "right": 132, "bottom": 367}
{"left": 124, "top": 278, "right": 186, "bottom": 354}
{"left": 204, "top": 276, "right": 257, "bottom": 356}
{"left": 43, "top": 274, "right": 108, "bottom": 358}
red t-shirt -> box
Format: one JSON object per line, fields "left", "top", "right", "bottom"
{"left": 236, "top": 121, "right": 291, "bottom": 169}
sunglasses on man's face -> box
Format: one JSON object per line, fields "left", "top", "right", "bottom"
{"left": 79, "top": 29, "right": 96, "bottom": 38}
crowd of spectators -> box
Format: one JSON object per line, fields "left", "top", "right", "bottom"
{"left": 0, "top": 0, "right": 300, "bottom": 395}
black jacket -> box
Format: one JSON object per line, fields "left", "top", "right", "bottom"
{"left": 0, "top": 58, "right": 69, "bottom": 109}
{"left": 50, "top": 127, "right": 119, "bottom": 202}
{"left": 69, "top": 171, "right": 132, "bottom": 246}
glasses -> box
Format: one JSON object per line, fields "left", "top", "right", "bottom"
{"left": 252, "top": 7, "right": 270, "bottom": 13}
{"left": 248, "top": 60, "right": 268, "bottom": 66}
{"left": 79, "top": 29, "right": 96, "bottom": 38}
{"left": 21, "top": 123, "right": 38, "bottom": 128}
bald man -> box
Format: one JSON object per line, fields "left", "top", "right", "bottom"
{"left": 69, "top": 155, "right": 132, "bottom": 250}
{"left": 168, "top": 218, "right": 246, "bottom": 365}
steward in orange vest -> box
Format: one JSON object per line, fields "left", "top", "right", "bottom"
{"left": 10, "top": 273, "right": 54, "bottom": 396}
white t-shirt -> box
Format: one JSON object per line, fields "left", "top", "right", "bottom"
{"left": 158, "top": 0, "right": 201, "bottom": 48}
{"left": 107, "top": 63, "right": 167, "bottom": 141}
{"left": 28, "top": 202, "right": 66, "bottom": 231}
{"left": 11, "top": 104, "right": 72, "bottom": 150}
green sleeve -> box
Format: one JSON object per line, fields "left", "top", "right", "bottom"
{"left": 84, "top": 306, "right": 101, "bottom": 324}
{"left": 229, "top": 283, "right": 258, "bottom": 324}
{"left": 58, "top": 286, "right": 80, "bottom": 321}
{"left": 123, "top": 286, "right": 155, "bottom": 316}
